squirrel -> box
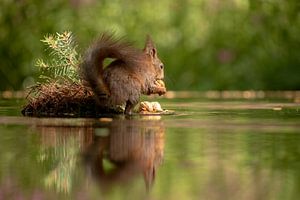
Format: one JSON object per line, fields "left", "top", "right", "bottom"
{"left": 80, "top": 33, "right": 166, "bottom": 114}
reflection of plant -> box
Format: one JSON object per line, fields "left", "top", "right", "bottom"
{"left": 36, "top": 31, "right": 80, "bottom": 83}
{"left": 42, "top": 137, "right": 79, "bottom": 193}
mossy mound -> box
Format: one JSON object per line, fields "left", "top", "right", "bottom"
{"left": 22, "top": 82, "right": 123, "bottom": 117}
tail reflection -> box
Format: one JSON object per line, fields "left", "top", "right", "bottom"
{"left": 83, "top": 118, "right": 165, "bottom": 191}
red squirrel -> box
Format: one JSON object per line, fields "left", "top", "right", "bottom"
{"left": 81, "top": 33, "right": 166, "bottom": 114}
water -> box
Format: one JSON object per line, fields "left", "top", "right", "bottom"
{"left": 0, "top": 96, "right": 300, "bottom": 200}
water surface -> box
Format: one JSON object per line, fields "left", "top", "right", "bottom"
{"left": 0, "top": 96, "right": 299, "bottom": 200}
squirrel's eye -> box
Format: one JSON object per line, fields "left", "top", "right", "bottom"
{"left": 160, "top": 64, "right": 164, "bottom": 69}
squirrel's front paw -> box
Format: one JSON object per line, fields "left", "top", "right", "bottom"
{"left": 158, "top": 87, "right": 166, "bottom": 95}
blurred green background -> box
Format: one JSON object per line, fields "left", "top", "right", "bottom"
{"left": 0, "top": 0, "right": 299, "bottom": 91}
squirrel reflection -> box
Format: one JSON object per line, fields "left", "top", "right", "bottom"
{"left": 83, "top": 118, "right": 165, "bottom": 191}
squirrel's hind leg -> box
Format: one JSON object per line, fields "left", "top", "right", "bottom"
{"left": 125, "top": 101, "right": 136, "bottom": 115}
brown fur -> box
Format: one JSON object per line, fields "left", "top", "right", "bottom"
{"left": 81, "top": 33, "right": 166, "bottom": 114}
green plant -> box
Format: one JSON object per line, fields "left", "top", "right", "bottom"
{"left": 36, "top": 31, "right": 80, "bottom": 83}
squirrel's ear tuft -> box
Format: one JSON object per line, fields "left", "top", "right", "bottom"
{"left": 144, "top": 35, "right": 157, "bottom": 58}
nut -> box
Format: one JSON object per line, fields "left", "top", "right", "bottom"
{"left": 155, "top": 80, "right": 165, "bottom": 87}
{"left": 139, "top": 101, "right": 153, "bottom": 112}
{"left": 152, "top": 102, "right": 163, "bottom": 112}
{"left": 139, "top": 101, "right": 163, "bottom": 113}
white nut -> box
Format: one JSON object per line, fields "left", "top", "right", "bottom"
{"left": 152, "top": 102, "right": 163, "bottom": 112}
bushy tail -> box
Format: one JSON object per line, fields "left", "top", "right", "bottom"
{"left": 80, "top": 33, "right": 142, "bottom": 100}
